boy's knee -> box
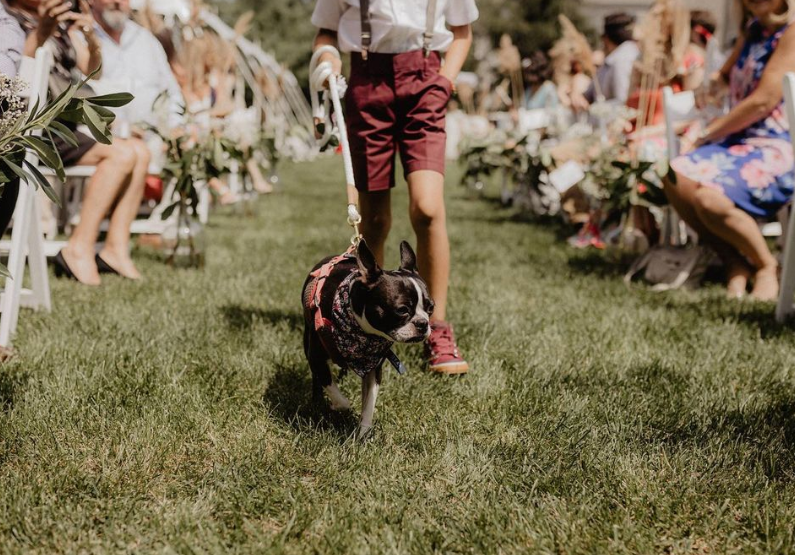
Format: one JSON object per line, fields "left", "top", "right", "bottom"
{"left": 364, "top": 212, "right": 392, "bottom": 237}
{"left": 409, "top": 198, "right": 444, "bottom": 229}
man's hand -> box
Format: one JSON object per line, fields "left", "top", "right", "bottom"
{"left": 64, "top": 0, "right": 100, "bottom": 49}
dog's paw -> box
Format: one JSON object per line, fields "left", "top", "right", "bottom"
{"left": 329, "top": 397, "right": 352, "bottom": 411}
{"left": 324, "top": 384, "right": 351, "bottom": 411}
{"left": 356, "top": 424, "right": 375, "bottom": 441}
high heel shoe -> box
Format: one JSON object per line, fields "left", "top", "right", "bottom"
{"left": 95, "top": 253, "right": 120, "bottom": 276}
{"left": 53, "top": 251, "right": 78, "bottom": 281}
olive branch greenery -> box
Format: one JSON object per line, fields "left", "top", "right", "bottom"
{"left": 0, "top": 67, "right": 133, "bottom": 276}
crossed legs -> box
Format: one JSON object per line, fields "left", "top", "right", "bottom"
{"left": 665, "top": 174, "right": 779, "bottom": 300}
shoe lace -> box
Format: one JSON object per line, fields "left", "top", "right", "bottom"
{"left": 430, "top": 325, "right": 458, "bottom": 356}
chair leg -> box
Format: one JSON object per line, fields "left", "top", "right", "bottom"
{"left": 27, "top": 192, "right": 51, "bottom": 313}
{"left": 0, "top": 185, "right": 33, "bottom": 347}
{"left": 776, "top": 203, "right": 795, "bottom": 322}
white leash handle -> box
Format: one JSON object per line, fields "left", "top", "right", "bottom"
{"left": 309, "top": 46, "right": 362, "bottom": 242}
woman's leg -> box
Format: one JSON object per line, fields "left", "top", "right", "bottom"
{"left": 665, "top": 174, "right": 751, "bottom": 296}
{"left": 63, "top": 143, "right": 135, "bottom": 285}
{"left": 62, "top": 142, "right": 137, "bottom": 285}
{"left": 100, "top": 138, "right": 149, "bottom": 279}
{"left": 407, "top": 170, "right": 449, "bottom": 321}
{"left": 358, "top": 189, "right": 392, "bottom": 266}
{"left": 692, "top": 187, "right": 779, "bottom": 301}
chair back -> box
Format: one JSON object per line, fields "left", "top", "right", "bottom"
{"left": 662, "top": 87, "right": 698, "bottom": 161}
{"left": 18, "top": 48, "right": 52, "bottom": 113}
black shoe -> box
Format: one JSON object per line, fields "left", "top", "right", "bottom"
{"left": 95, "top": 254, "right": 120, "bottom": 276}
{"left": 53, "top": 250, "right": 78, "bottom": 281}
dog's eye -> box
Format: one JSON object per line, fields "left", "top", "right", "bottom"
{"left": 396, "top": 306, "right": 411, "bottom": 317}
{"left": 427, "top": 300, "right": 435, "bottom": 314}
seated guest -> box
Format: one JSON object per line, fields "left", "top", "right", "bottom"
{"left": 0, "top": 1, "right": 23, "bottom": 77}
{"left": 679, "top": 10, "right": 718, "bottom": 91}
{"left": 6, "top": 0, "right": 149, "bottom": 284}
{"left": 666, "top": 0, "right": 795, "bottom": 301}
{"left": 91, "top": 0, "right": 184, "bottom": 131}
{"left": 587, "top": 13, "right": 639, "bottom": 104}
{"left": 0, "top": 2, "right": 25, "bottom": 241}
{"left": 522, "top": 51, "right": 558, "bottom": 111}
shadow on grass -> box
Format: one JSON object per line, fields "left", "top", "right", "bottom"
{"left": 261, "top": 362, "right": 359, "bottom": 440}
{"left": 222, "top": 304, "right": 303, "bottom": 332}
{"left": 567, "top": 251, "right": 634, "bottom": 279}
{"left": 641, "top": 294, "right": 795, "bottom": 341}
{"left": 0, "top": 365, "right": 29, "bottom": 413}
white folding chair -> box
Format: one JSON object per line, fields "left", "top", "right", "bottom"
{"left": 661, "top": 87, "right": 698, "bottom": 246}
{"left": 0, "top": 49, "right": 54, "bottom": 347}
{"left": 776, "top": 73, "right": 795, "bottom": 322}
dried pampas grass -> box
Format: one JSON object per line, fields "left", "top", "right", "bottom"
{"left": 550, "top": 15, "right": 602, "bottom": 99}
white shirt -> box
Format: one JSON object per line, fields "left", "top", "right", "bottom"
{"left": 312, "top": 0, "right": 479, "bottom": 54}
{"left": 94, "top": 20, "right": 184, "bottom": 129}
{"left": 596, "top": 40, "right": 639, "bottom": 103}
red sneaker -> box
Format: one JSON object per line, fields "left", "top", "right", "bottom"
{"left": 425, "top": 321, "right": 469, "bottom": 375}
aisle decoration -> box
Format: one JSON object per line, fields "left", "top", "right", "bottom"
{"left": 0, "top": 70, "right": 132, "bottom": 275}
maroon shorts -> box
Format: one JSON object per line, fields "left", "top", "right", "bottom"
{"left": 345, "top": 50, "right": 453, "bottom": 192}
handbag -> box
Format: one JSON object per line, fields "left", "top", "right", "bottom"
{"left": 624, "top": 245, "right": 716, "bottom": 291}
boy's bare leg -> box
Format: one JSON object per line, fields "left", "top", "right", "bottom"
{"left": 407, "top": 170, "right": 449, "bottom": 322}
{"left": 358, "top": 190, "right": 392, "bottom": 266}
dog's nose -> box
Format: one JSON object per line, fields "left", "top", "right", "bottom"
{"left": 415, "top": 320, "right": 428, "bottom": 334}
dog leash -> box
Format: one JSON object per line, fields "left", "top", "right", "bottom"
{"left": 309, "top": 46, "right": 362, "bottom": 247}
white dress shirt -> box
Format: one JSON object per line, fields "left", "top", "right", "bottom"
{"left": 94, "top": 20, "right": 184, "bottom": 129}
{"left": 312, "top": 0, "right": 479, "bottom": 54}
{"left": 0, "top": 3, "right": 24, "bottom": 77}
{"left": 595, "top": 40, "right": 639, "bottom": 104}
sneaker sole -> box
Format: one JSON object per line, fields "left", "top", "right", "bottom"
{"left": 429, "top": 361, "right": 469, "bottom": 375}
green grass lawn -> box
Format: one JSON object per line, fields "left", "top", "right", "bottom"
{"left": 3, "top": 157, "right": 795, "bottom": 554}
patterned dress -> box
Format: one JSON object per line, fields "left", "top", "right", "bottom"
{"left": 671, "top": 20, "right": 795, "bottom": 219}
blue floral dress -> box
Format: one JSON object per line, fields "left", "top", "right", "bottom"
{"left": 671, "top": 20, "right": 795, "bottom": 219}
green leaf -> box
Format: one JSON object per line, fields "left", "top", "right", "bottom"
{"left": 160, "top": 201, "right": 180, "bottom": 221}
{"left": 2, "top": 157, "right": 32, "bottom": 185}
{"left": 23, "top": 159, "right": 60, "bottom": 206}
{"left": 21, "top": 136, "right": 65, "bottom": 182}
{"left": 85, "top": 92, "right": 134, "bottom": 108}
{"left": 81, "top": 104, "right": 112, "bottom": 145}
{"left": 48, "top": 121, "right": 79, "bottom": 147}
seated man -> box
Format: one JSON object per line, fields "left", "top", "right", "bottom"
{"left": 7, "top": 0, "right": 149, "bottom": 283}
{"left": 91, "top": 0, "right": 184, "bottom": 132}
{"left": 587, "top": 13, "right": 639, "bottom": 104}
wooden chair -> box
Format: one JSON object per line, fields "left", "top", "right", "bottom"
{"left": 775, "top": 73, "right": 795, "bottom": 322}
{"left": 0, "top": 49, "right": 54, "bottom": 347}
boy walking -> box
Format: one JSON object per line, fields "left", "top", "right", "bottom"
{"left": 311, "top": 0, "right": 478, "bottom": 375}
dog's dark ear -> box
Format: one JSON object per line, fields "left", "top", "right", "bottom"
{"left": 357, "top": 240, "right": 382, "bottom": 282}
{"left": 399, "top": 241, "right": 418, "bottom": 273}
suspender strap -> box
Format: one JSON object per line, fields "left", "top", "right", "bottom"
{"left": 360, "top": 0, "right": 372, "bottom": 60}
{"left": 423, "top": 0, "right": 438, "bottom": 57}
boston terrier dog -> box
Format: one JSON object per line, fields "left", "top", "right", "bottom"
{"left": 302, "top": 240, "right": 433, "bottom": 435}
